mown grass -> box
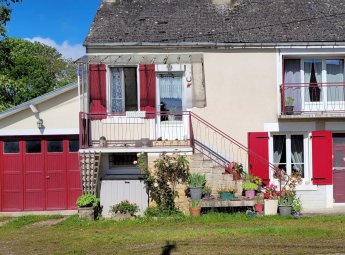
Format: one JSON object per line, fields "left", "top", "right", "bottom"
{"left": 0, "top": 213, "right": 345, "bottom": 254}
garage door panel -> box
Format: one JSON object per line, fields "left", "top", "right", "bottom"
{"left": 46, "top": 154, "right": 65, "bottom": 172}
{"left": 24, "top": 191, "right": 45, "bottom": 210}
{"left": 2, "top": 191, "right": 22, "bottom": 211}
{"left": 46, "top": 190, "right": 66, "bottom": 210}
{"left": 24, "top": 172, "right": 44, "bottom": 189}
{"left": 25, "top": 155, "right": 44, "bottom": 172}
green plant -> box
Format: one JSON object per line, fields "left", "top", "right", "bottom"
{"left": 255, "top": 194, "right": 264, "bottom": 205}
{"left": 241, "top": 182, "right": 258, "bottom": 191}
{"left": 203, "top": 185, "right": 212, "bottom": 194}
{"left": 110, "top": 200, "right": 139, "bottom": 216}
{"left": 138, "top": 153, "right": 190, "bottom": 214}
{"left": 217, "top": 186, "right": 237, "bottom": 193}
{"left": 76, "top": 194, "right": 100, "bottom": 208}
{"left": 190, "top": 199, "right": 201, "bottom": 208}
{"left": 285, "top": 96, "right": 294, "bottom": 106}
{"left": 188, "top": 173, "right": 206, "bottom": 187}
{"left": 292, "top": 197, "right": 303, "bottom": 212}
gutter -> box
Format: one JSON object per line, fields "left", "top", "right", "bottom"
{"left": 83, "top": 41, "right": 345, "bottom": 49}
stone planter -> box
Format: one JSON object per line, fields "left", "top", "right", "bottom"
{"left": 279, "top": 205, "right": 292, "bottom": 216}
{"left": 190, "top": 186, "right": 203, "bottom": 200}
{"left": 189, "top": 207, "right": 201, "bottom": 216}
{"left": 78, "top": 206, "right": 95, "bottom": 220}
{"left": 245, "top": 190, "right": 255, "bottom": 199}
{"left": 264, "top": 199, "right": 278, "bottom": 216}
{"left": 219, "top": 192, "right": 235, "bottom": 200}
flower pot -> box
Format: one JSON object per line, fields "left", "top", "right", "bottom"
{"left": 264, "top": 199, "right": 278, "bottom": 216}
{"left": 189, "top": 186, "right": 203, "bottom": 200}
{"left": 203, "top": 193, "right": 211, "bottom": 200}
{"left": 279, "top": 205, "right": 292, "bottom": 216}
{"left": 78, "top": 206, "right": 95, "bottom": 220}
{"left": 245, "top": 190, "right": 255, "bottom": 199}
{"left": 255, "top": 203, "right": 264, "bottom": 212}
{"left": 189, "top": 207, "right": 201, "bottom": 216}
{"left": 293, "top": 211, "right": 302, "bottom": 217}
{"left": 219, "top": 192, "right": 234, "bottom": 200}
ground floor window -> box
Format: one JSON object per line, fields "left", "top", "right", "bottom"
{"left": 271, "top": 133, "right": 308, "bottom": 179}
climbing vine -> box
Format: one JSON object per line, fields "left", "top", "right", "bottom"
{"left": 137, "top": 153, "right": 190, "bottom": 213}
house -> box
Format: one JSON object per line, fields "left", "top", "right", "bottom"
{"left": 0, "top": 83, "right": 82, "bottom": 213}
{"left": 77, "top": 0, "right": 345, "bottom": 215}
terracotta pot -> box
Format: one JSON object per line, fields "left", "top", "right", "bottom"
{"left": 255, "top": 203, "right": 264, "bottom": 212}
{"left": 189, "top": 207, "right": 201, "bottom": 216}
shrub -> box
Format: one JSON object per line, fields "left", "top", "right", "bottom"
{"left": 76, "top": 194, "right": 99, "bottom": 207}
{"left": 110, "top": 200, "right": 139, "bottom": 215}
{"left": 242, "top": 182, "right": 258, "bottom": 191}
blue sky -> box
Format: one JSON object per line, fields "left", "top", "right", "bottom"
{"left": 7, "top": 0, "right": 101, "bottom": 60}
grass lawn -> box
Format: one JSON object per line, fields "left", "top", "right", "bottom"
{"left": 1, "top": 213, "right": 345, "bottom": 255}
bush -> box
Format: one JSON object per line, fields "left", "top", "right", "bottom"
{"left": 76, "top": 194, "right": 99, "bottom": 207}
{"left": 110, "top": 200, "right": 139, "bottom": 215}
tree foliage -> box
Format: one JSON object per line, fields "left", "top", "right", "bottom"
{"left": 138, "top": 153, "right": 190, "bottom": 214}
{"left": 0, "top": 38, "right": 77, "bottom": 111}
{"left": 0, "top": 0, "right": 21, "bottom": 39}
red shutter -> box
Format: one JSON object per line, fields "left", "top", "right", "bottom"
{"left": 248, "top": 132, "right": 270, "bottom": 185}
{"left": 139, "top": 64, "right": 156, "bottom": 119}
{"left": 89, "top": 64, "right": 107, "bottom": 119}
{"left": 311, "top": 131, "right": 333, "bottom": 185}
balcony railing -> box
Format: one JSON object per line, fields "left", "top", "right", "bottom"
{"left": 79, "top": 111, "right": 192, "bottom": 149}
{"left": 281, "top": 83, "right": 345, "bottom": 115}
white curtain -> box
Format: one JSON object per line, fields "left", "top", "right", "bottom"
{"left": 273, "top": 135, "right": 285, "bottom": 169}
{"left": 110, "top": 67, "right": 124, "bottom": 112}
{"left": 326, "top": 60, "right": 344, "bottom": 101}
{"left": 284, "top": 59, "right": 301, "bottom": 111}
{"left": 291, "top": 135, "right": 304, "bottom": 177}
{"left": 159, "top": 75, "right": 182, "bottom": 99}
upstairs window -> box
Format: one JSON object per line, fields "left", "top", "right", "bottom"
{"left": 110, "top": 67, "right": 138, "bottom": 112}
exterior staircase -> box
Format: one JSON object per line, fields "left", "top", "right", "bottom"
{"left": 79, "top": 151, "right": 101, "bottom": 195}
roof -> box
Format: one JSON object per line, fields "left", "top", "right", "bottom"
{"left": 0, "top": 82, "right": 78, "bottom": 120}
{"left": 84, "top": 0, "right": 345, "bottom": 47}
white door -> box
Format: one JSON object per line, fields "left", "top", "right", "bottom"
{"left": 156, "top": 74, "right": 189, "bottom": 140}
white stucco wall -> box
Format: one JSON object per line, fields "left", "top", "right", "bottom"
{"left": 0, "top": 88, "right": 79, "bottom": 135}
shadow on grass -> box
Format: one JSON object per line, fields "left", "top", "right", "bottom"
{"left": 161, "top": 241, "right": 177, "bottom": 255}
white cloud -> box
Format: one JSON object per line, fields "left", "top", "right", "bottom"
{"left": 25, "top": 37, "right": 85, "bottom": 60}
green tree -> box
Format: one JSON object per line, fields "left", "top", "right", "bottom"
{"left": 0, "top": 38, "right": 77, "bottom": 111}
{"left": 0, "top": 0, "right": 21, "bottom": 38}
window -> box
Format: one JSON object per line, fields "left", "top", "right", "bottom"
{"left": 109, "top": 153, "right": 137, "bottom": 168}
{"left": 26, "top": 140, "right": 41, "bottom": 153}
{"left": 47, "top": 139, "right": 63, "bottom": 153}
{"left": 4, "top": 140, "right": 19, "bottom": 153}
{"left": 110, "top": 67, "right": 138, "bottom": 112}
{"left": 272, "top": 134, "right": 307, "bottom": 178}
{"left": 69, "top": 139, "right": 79, "bottom": 152}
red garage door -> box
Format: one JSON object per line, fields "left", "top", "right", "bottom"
{"left": 0, "top": 136, "right": 82, "bottom": 212}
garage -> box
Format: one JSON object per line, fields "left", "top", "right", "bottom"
{"left": 0, "top": 135, "right": 81, "bottom": 212}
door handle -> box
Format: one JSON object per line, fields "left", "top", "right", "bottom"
{"left": 45, "top": 176, "right": 50, "bottom": 179}
{"left": 125, "top": 181, "right": 130, "bottom": 184}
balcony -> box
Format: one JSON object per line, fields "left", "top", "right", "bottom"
{"left": 280, "top": 83, "right": 345, "bottom": 118}
{"left": 79, "top": 111, "right": 192, "bottom": 150}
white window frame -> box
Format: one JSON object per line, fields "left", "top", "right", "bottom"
{"left": 269, "top": 132, "right": 310, "bottom": 183}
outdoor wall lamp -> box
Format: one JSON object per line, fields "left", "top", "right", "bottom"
{"left": 37, "top": 118, "right": 44, "bottom": 129}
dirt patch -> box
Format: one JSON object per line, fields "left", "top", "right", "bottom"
{"left": 0, "top": 220, "right": 11, "bottom": 227}
{"left": 30, "top": 217, "right": 67, "bottom": 227}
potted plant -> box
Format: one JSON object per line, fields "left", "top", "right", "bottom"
{"left": 217, "top": 186, "right": 237, "bottom": 200}
{"left": 254, "top": 194, "right": 264, "bottom": 213}
{"left": 284, "top": 96, "right": 295, "bottom": 115}
{"left": 242, "top": 182, "right": 258, "bottom": 199}
{"left": 292, "top": 197, "right": 303, "bottom": 217}
{"left": 263, "top": 184, "right": 279, "bottom": 216}
{"left": 110, "top": 200, "right": 140, "bottom": 221}
{"left": 188, "top": 173, "right": 206, "bottom": 200}
{"left": 227, "top": 162, "right": 244, "bottom": 181}
{"left": 202, "top": 185, "right": 212, "bottom": 200}
{"left": 189, "top": 199, "right": 201, "bottom": 216}
{"left": 278, "top": 193, "right": 294, "bottom": 216}
{"left": 76, "top": 194, "right": 100, "bottom": 220}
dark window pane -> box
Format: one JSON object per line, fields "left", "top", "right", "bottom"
{"left": 69, "top": 139, "right": 79, "bottom": 152}
{"left": 26, "top": 140, "right": 41, "bottom": 153}
{"left": 109, "top": 153, "right": 137, "bottom": 168}
{"left": 4, "top": 141, "right": 19, "bottom": 153}
{"left": 47, "top": 140, "right": 63, "bottom": 153}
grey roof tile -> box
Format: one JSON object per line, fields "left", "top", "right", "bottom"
{"left": 84, "top": 0, "right": 345, "bottom": 46}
